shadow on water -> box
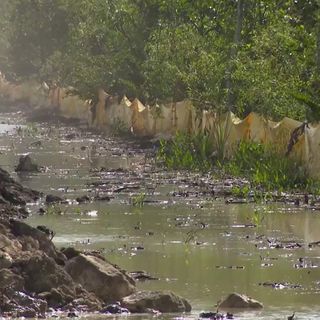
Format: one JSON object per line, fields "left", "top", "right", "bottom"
{"left": 0, "top": 112, "right": 320, "bottom": 319}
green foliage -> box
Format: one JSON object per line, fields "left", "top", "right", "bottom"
{"left": 131, "top": 192, "right": 146, "bottom": 208}
{"left": 46, "top": 205, "right": 63, "bottom": 215}
{"left": 292, "top": 91, "right": 320, "bottom": 122}
{"left": 1, "top": 0, "right": 320, "bottom": 120}
{"left": 157, "top": 132, "right": 214, "bottom": 171}
{"left": 231, "top": 185, "right": 250, "bottom": 198}
{"left": 225, "top": 141, "right": 309, "bottom": 191}
{"left": 110, "top": 118, "right": 129, "bottom": 136}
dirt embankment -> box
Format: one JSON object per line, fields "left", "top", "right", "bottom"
{"left": 0, "top": 168, "right": 191, "bottom": 318}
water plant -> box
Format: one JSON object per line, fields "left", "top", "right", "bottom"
{"left": 157, "top": 132, "right": 214, "bottom": 171}
{"left": 110, "top": 118, "right": 129, "bottom": 136}
{"left": 131, "top": 192, "right": 146, "bottom": 207}
{"left": 224, "top": 141, "right": 311, "bottom": 191}
{"left": 46, "top": 204, "right": 63, "bottom": 215}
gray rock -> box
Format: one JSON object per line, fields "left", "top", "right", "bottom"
{"left": 15, "top": 252, "right": 74, "bottom": 294}
{"left": 121, "top": 290, "right": 192, "bottom": 313}
{"left": 0, "top": 268, "right": 24, "bottom": 291}
{"left": 218, "top": 293, "right": 263, "bottom": 309}
{"left": 10, "top": 220, "right": 59, "bottom": 261}
{"left": 0, "top": 251, "right": 13, "bottom": 269}
{"left": 45, "top": 194, "right": 64, "bottom": 204}
{"left": 11, "top": 291, "right": 47, "bottom": 317}
{"left": 65, "top": 254, "right": 136, "bottom": 303}
{"left": 0, "top": 167, "right": 39, "bottom": 207}
{"left": 15, "top": 155, "right": 39, "bottom": 172}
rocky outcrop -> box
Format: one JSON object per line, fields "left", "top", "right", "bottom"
{"left": 0, "top": 167, "right": 39, "bottom": 207}
{"left": 218, "top": 293, "right": 263, "bottom": 309}
{"left": 0, "top": 219, "right": 103, "bottom": 317}
{"left": 65, "top": 254, "right": 136, "bottom": 303}
{"left": 121, "top": 290, "right": 192, "bottom": 313}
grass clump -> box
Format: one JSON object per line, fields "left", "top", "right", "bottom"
{"left": 157, "top": 132, "right": 214, "bottom": 171}
{"left": 131, "top": 192, "right": 146, "bottom": 207}
{"left": 158, "top": 132, "right": 319, "bottom": 192}
{"left": 224, "top": 141, "right": 310, "bottom": 192}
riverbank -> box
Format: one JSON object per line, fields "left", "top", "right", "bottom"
{"left": 0, "top": 165, "right": 193, "bottom": 317}
{"left": 1, "top": 106, "right": 320, "bottom": 319}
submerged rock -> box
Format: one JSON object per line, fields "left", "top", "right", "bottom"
{"left": 121, "top": 290, "right": 192, "bottom": 313}
{"left": 199, "top": 311, "right": 234, "bottom": 319}
{"left": 15, "top": 154, "right": 39, "bottom": 173}
{"left": 65, "top": 254, "right": 136, "bottom": 303}
{"left": 218, "top": 293, "right": 263, "bottom": 309}
{"left": 100, "top": 303, "right": 130, "bottom": 314}
{"left": 129, "top": 270, "right": 159, "bottom": 281}
{"left": 45, "top": 194, "right": 64, "bottom": 204}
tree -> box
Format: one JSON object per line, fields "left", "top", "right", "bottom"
{"left": 7, "top": 0, "right": 69, "bottom": 79}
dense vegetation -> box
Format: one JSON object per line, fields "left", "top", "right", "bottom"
{"left": 157, "top": 134, "right": 318, "bottom": 193}
{"left": 1, "top": 1, "right": 320, "bottom": 120}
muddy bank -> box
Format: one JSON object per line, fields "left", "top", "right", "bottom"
{"left": 0, "top": 168, "right": 191, "bottom": 317}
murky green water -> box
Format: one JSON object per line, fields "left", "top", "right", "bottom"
{"left": 1, "top": 112, "right": 320, "bottom": 319}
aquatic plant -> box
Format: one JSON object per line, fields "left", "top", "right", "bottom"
{"left": 224, "top": 141, "right": 311, "bottom": 191}
{"left": 159, "top": 133, "right": 320, "bottom": 192}
{"left": 157, "top": 132, "right": 214, "bottom": 171}
{"left": 46, "top": 204, "right": 63, "bottom": 215}
{"left": 131, "top": 192, "right": 146, "bottom": 207}
{"left": 110, "top": 118, "right": 129, "bottom": 136}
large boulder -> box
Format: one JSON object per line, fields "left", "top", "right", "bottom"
{"left": 65, "top": 254, "right": 136, "bottom": 303}
{"left": 121, "top": 290, "right": 192, "bottom": 313}
{"left": 218, "top": 293, "right": 263, "bottom": 309}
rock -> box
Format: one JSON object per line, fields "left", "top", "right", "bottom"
{"left": 38, "top": 287, "right": 73, "bottom": 308}
{"left": 61, "top": 247, "right": 80, "bottom": 260}
{"left": 74, "top": 285, "right": 103, "bottom": 311}
{"left": 37, "top": 225, "right": 55, "bottom": 239}
{"left": 65, "top": 254, "right": 136, "bottom": 303}
{"left": 11, "top": 291, "right": 47, "bottom": 317}
{"left": 10, "top": 220, "right": 59, "bottom": 260}
{"left": 218, "top": 293, "right": 263, "bottom": 309}
{"left": 0, "top": 167, "right": 39, "bottom": 207}
{"left": 16, "top": 309, "right": 37, "bottom": 318}
{"left": 0, "top": 269, "right": 24, "bottom": 291}
{"left": 121, "top": 290, "right": 192, "bottom": 313}
{"left": 67, "top": 311, "right": 78, "bottom": 317}
{"left": 199, "top": 311, "right": 234, "bottom": 319}
{"left": 100, "top": 303, "right": 130, "bottom": 314}
{"left": 76, "top": 195, "right": 90, "bottom": 203}
{"left": 14, "top": 252, "right": 75, "bottom": 294}
{"left": 0, "top": 232, "right": 23, "bottom": 257}
{"left": 129, "top": 270, "right": 159, "bottom": 281}
{"left": 0, "top": 251, "right": 13, "bottom": 268}
{"left": 45, "top": 194, "right": 64, "bottom": 204}
{"left": 15, "top": 155, "right": 39, "bottom": 172}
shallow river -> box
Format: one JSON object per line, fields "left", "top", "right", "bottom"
{"left": 0, "top": 111, "right": 320, "bottom": 319}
